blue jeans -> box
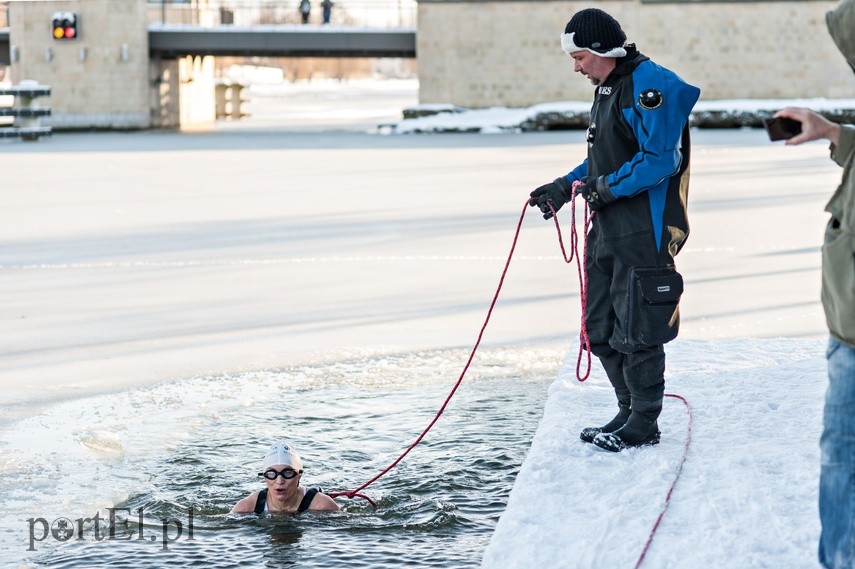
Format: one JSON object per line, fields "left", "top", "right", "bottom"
{"left": 819, "top": 336, "right": 855, "bottom": 569}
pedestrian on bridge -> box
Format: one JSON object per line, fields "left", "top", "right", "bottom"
{"left": 300, "top": 0, "right": 311, "bottom": 24}
{"left": 322, "top": 0, "right": 334, "bottom": 24}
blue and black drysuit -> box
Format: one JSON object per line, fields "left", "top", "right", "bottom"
{"left": 563, "top": 45, "right": 700, "bottom": 439}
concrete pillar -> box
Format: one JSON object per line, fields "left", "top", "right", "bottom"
{"left": 228, "top": 83, "right": 245, "bottom": 119}
{"left": 178, "top": 55, "right": 216, "bottom": 129}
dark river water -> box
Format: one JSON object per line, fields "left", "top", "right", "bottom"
{"left": 4, "top": 347, "right": 556, "bottom": 568}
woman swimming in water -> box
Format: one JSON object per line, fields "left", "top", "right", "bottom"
{"left": 232, "top": 440, "right": 339, "bottom": 514}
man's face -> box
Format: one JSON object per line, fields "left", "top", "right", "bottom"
{"left": 571, "top": 51, "right": 616, "bottom": 86}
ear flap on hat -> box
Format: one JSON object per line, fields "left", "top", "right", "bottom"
{"left": 561, "top": 32, "right": 627, "bottom": 58}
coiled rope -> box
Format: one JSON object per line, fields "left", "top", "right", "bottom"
{"left": 548, "top": 187, "right": 595, "bottom": 382}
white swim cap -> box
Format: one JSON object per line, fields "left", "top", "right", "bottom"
{"left": 261, "top": 440, "right": 304, "bottom": 472}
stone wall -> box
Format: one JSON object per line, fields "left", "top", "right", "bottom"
{"left": 9, "top": 0, "right": 150, "bottom": 128}
{"left": 416, "top": 0, "right": 855, "bottom": 107}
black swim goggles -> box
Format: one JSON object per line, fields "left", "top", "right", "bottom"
{"left": 259, "top": 468, "right": 303, "bottom": 481}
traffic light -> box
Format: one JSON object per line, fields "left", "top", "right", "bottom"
{"left": 51, "top": 12, "right": 79, "bottom": 40}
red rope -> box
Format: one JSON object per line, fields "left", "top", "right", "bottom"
{"left": 329, "top": 199, "right": 532, "bottom": 505}
{"left": 331, "top": 195, "right": 602, "bottom": 504}
{"left": 634, "top": 393, "right": 693, "bottom": 568}
{"left": 547, "top": 185, "right": 595, "bottom": 382}
{"left": 331, "top": 193, "right": 691, "bottom": 569}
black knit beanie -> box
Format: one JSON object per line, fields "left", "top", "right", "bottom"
{"left": 561, "top": 8, "right": 627, "bottom": 57}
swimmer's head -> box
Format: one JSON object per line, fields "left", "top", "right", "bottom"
{"left": 262, "top": 440, "right": 304, "bottom": 472}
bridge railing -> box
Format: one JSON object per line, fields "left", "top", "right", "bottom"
{"left": 147, "top": 0, "right": 416, "bottom": 29}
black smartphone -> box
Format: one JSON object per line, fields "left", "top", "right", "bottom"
{"left": 764, "top": 117, "right": 802, "bottom": 141}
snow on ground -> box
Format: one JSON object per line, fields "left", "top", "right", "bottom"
{"left": 390, "top": 97, "right": 855, "bottom": 134}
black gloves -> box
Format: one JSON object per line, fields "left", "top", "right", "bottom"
{"left": 528, "top": 177, "right": 573, "bottom": 220}
{"left": 574, "top": 176, "right": 613, "bottom": 211}
{"left": 530, "top": 175, "right": 616, "bottom": 218}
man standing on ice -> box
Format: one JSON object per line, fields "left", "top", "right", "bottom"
{"left": 528, "top": 8, "right": 700, "bottom": 452}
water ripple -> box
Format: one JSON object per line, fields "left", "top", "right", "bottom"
{"left": 4, "top": 347, "right": 559, "bottom": 568}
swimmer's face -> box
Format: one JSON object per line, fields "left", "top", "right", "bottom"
{"left": 263, "top": 464, "right": 301, "bottom": 496}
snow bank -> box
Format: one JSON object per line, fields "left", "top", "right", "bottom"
{"left": 483, "top": 337, "right": 826, "bottom": 568}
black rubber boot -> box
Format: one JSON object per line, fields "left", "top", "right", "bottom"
{"left": 580, "top": 402, "right": 631, "bottom": 443}
{"left": 592, "top": 346, "right": 666, "bottom": 452}
{"left": 580, "top": 349, "right": 632, "bottom": 443}
{"left": 592, "top": 408, "right": 661, "bottom": 452}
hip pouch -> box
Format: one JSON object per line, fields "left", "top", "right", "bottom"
{"left": 625, "top": 266, "right": 683, "bottom": 349}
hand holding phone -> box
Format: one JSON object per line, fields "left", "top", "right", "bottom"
{"left": 764, "top": 117, "right": 803, "bottom": 141}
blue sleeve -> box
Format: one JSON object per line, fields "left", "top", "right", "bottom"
{"left": 561, "top": 160, "right": 588, "bottom": 184}
{"left": 568, "top": 160, "right": 587, "bottom": 182}
{"left": 605, "top": 61, "right": 700, "bottom": 199}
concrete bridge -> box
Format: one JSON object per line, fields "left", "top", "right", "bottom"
{"left": 0, "top": 0, "right": 417, "bottom": 131}
{"left": 0, "top": 26, "right": 415, "bottom": 66}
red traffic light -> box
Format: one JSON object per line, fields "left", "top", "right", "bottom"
{"left": 50, "top": 12, "right": 79, "bottom": 41}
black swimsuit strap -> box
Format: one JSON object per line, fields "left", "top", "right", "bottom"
{"left": 254, "top": 487, "right": 319, "bottom": 514}
{"left": 253, "top": 488, "right": 268, "bottom": 514}
{"left": 298, "top": 488, "right": 319, "bottom": 513}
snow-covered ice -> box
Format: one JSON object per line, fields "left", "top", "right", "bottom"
{"left": 484, "top": 337, "right": 826, "bottom": 568}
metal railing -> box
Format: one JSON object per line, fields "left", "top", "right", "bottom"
{"left": 0, "top": 1, "right": 414, "bottom": 30}
{"left": 147, "top": 0, "right": 416, "bottom": 29}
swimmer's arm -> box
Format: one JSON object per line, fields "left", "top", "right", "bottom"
{"left": 311, "top": 492, "right": 340, "bottom": 512}
{"left": 231, "top": 491, "right": 260, "bottom": 513}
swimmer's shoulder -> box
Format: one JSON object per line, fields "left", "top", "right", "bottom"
{"left": 308, "top": 489, "right": 340, "bottom": 512}
{"left": 231, "top": 490, "right": 262, "bottom": 513}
